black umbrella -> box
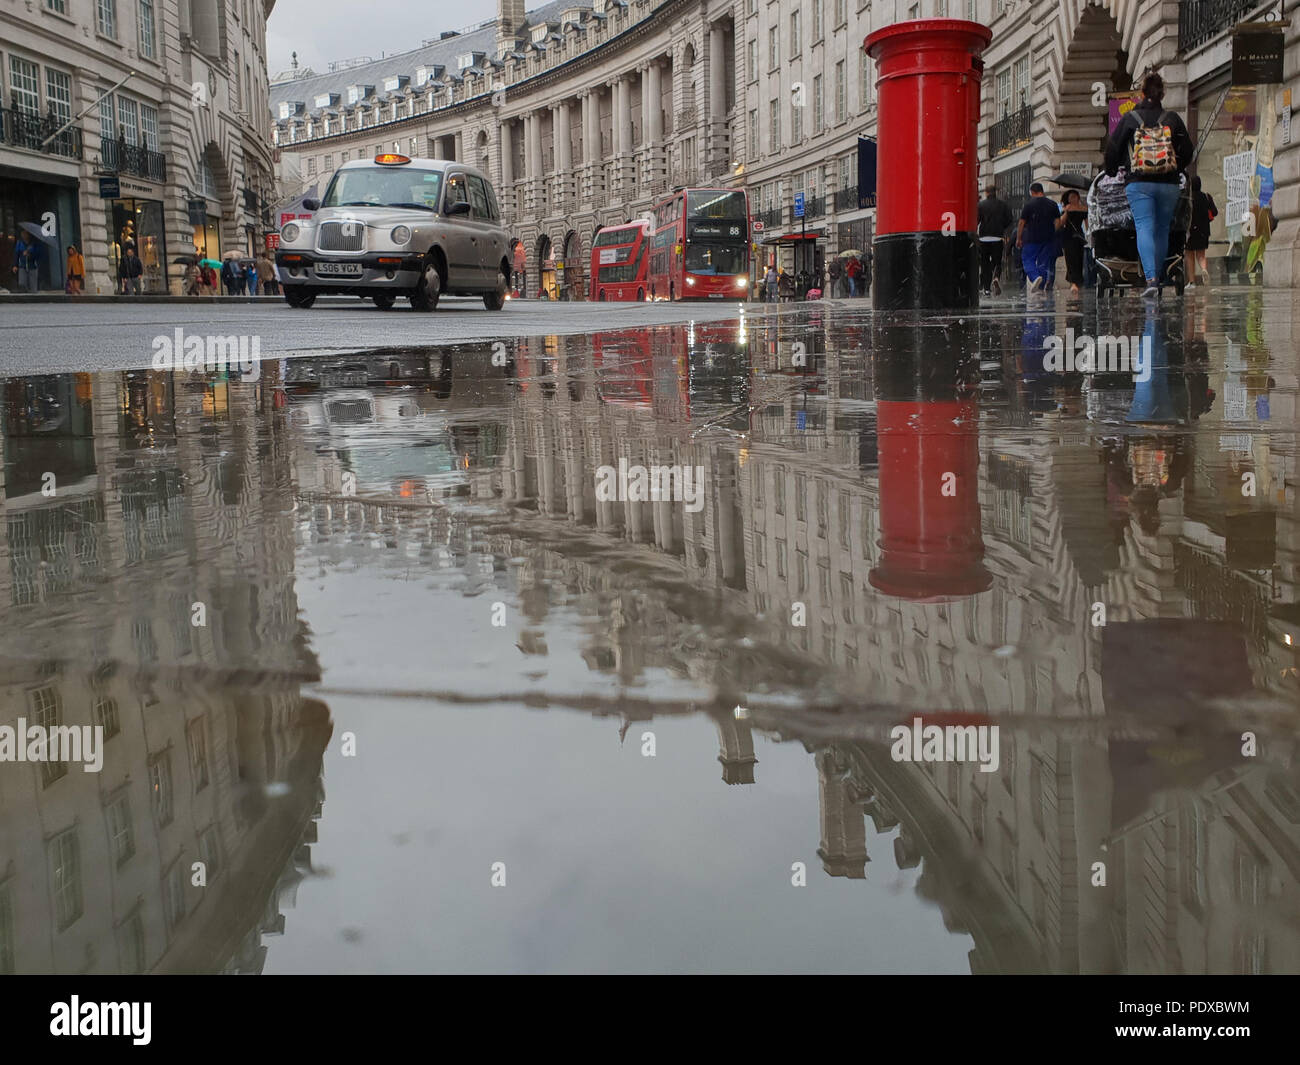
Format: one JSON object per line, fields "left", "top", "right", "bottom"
{"left": 1051, "top": 171, "right": 1092, "bottom": 191}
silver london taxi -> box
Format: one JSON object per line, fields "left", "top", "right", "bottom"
{"left": 275, "top": 154, "right": 511, "bottom": 311}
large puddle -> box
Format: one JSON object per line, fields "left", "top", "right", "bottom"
{"left": 1, "top": 291, "right": 1297, "bottom": 973}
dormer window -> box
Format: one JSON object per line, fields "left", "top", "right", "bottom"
{"left": 383, "top": 75, "right": 409, "bottom": 93}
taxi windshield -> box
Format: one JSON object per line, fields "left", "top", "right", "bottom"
{"left": 321, "top": 166, "right": 443, "bottom": 210}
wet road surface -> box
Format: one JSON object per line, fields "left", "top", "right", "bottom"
{"left": 1, "top": 288, "right": 1297, "bottom": 973}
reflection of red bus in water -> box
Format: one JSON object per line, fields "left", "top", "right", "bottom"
{"left": 649, "top": 188, "right": 751, "bottom": 301}
{"left": 590, "top": 221, "right": 651, "bottom": 301}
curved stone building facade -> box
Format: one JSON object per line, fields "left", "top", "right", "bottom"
{"left": 270, "top": 0, "right": 1300, "bottom": 293}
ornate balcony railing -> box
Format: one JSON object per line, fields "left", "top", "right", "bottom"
{"left": 989, "top": 104, "right": 1032, "bottom": 156}
{"left": 0, "top": 106, "right": 83, "bottom": 159}
{"left": 833, "top": 186, "right": 858, "bottom": 211}
{"left": 756, "top": 207, "right": 783, "bottom": 230}
{"left": 1178, "top": 0, "right": 1265, "bottom": 51}
{"left": 100, "top": 137, "right": 167, "bottom": 181}
{"left": 802, "top": 194, "right": 826, "bottom": 219}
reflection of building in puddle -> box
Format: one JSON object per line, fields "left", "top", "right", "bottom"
{"left": 0, "top": 365, "right": 331, "bottom": 974}
{"left": 284, "top": 322, "right": 1300, "bottom": 974}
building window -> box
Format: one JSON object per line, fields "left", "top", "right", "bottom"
{"left": 834, "top": 60, "right": 846, "bottom": 124}
{"left": 92, "top": 695, "right": 120, "bottom": 739}
{"left": 46, "top": 0, "right": 68, "bottom": 12}
{"left": 149, "top": 751, "right": 173, "bottom": 826}
{"left": 307, "top": 157, "right": 318, "bottom": 176}
{"left": 748, "top": 108, "right": 759, "bottom": 159}
{"left": 768, "top": 26, "right": 779, "bottom": 69}
{"left": 98, "top": 92, "right": 115, "bottom": 140}
{"left": 996, "top": 67, "right": 1012, "bottom": 119}
{"left": 44, "top": 68, "right": 72, "bottom": 124}
{"left": 96, "top": 0, "right": 117, "bottom": 37}
{"left": 834, "top": 0, "right": 846, "bottom": 24}
{"left": 747, "top": 38, "right": 757, "bottom": 82}
{"left": 775, "top": 539, "right": 787, "bottom": 579}
{"left": 769, "top": 97, "right": 780, "bottom": 153}
{"left": 140, "top": 103, "right": 158, "bottom": 153}
{"left": 49, "top": 828, "right": 83, "bottom": 931}
{"left": 791, "top": 98, "right": 802, "bottom": 143}
{"left": 186, "top": 717, "right": 209, "bottom": 792}
{"left": 162, "top": 861, "right": 185, "bottom": 935}
{"left": 138, "top": 0, "right": 156, "bottom": 58}
{"left": 812, "top": 74, "right": 824, "bottom": 134}
{"left": 117, "top": 96, "right": 139, "bottom": 146}
{"left": 790, "top": 10, "right": 801, "bottom": 57}
{"left": 859, "top": 56, "right": 871, "bottom": 111}
{"left": 323, "top": 154, "right": 334, "bottom": 171}
{"left": 106, "top": 794, "right": 135, "bottom": 866}
{"left": 8, "top": 56, "right": 41, "bottom": 116}
{"left": 116, "top": 911, "right": 146, "bottom": 973}
{"left": 813, "top": 0, "right": 823, "bottom": 40}
{"left": 1013, "top": 52, "right": 1030, "bottom": 112}
{"left": 30, "top": 685, "right": 67, "bottom": 786}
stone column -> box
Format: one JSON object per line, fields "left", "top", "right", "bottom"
{"left": 646, "top": 61, "right": 664, "bottom": 195}
{"left": 499, "top": 119, "right": 515, "bottom": 217}
{"left": 615, "top": 77, "right": 634, "bottom": 200}
{"left": 708, "top": 22, "right": 729, "bottom": 176}
{"left": 555, "top": 100, "right": 572, "bottom": 213}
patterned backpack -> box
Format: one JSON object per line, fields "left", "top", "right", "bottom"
{"left": 1129, "top": 111, "right": 1176, "bottom": 176}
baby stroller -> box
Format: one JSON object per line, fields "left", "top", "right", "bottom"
{"left": 1087, "top": 170, "right": 1191, "bottom": 296}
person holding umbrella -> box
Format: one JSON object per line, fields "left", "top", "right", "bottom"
{"left": 14, "top": 228, "right": 41, "bottom": 292}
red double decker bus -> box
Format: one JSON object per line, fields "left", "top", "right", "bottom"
{"left": 589, "top": 221, "right": 651, "bottom": 301}
{"left": 648, "top": 188, "right": 751, "bottom": 301}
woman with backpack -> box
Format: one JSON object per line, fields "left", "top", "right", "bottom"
{"left": 1103, "top": 72, "right": 1194, "bottom": 298}
{"left": 1184, "top": 175, "right": 1217, "bottom": 288}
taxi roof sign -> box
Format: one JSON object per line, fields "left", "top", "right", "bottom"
{"left": 374, "top": 153, "right": 411, "bottom": 165}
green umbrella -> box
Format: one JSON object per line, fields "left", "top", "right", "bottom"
{"left": 199, "top": 258, "right": 221, "bottom": 270}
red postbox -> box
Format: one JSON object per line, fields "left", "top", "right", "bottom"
{"left": 868, "top": 399, "right": 991, "bottom": 600}
{"left": 864, "top": 19, "right": 991, "bottom": 310}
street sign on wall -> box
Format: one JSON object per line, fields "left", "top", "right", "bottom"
{"left": 98, "top": 176, "right": 120, "bottom": 198}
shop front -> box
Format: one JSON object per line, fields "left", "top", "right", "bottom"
{"left": 0, "top": 163, "right": 79, "bottom": 292}
{"left": 104, "top": 176, "right": 168, "bottom": 294}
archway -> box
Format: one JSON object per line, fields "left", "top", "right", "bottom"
{"left": 562, "top": 229, "right": 584, "bottom": 301}
{"left": 1048, "top": 6, "right": 1131, "bottom": 178}
{"left": 536, "top": 233, "right": 555, "bottom": 299}
{"left": 476, "top": 130, "right": 491, "bottom": 175}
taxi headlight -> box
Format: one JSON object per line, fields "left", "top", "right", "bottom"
{"left": 391, "top": 225, "right": 412, "bottom": 246}
{"left": 282, "top": 223, "right": 300, "bottom": 243}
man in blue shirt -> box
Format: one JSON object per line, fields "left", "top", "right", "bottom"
{"left": 1016, "top": 183, "right": 1059, "bottom": 292}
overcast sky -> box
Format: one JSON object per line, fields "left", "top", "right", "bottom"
{"left": 266, "top": 0, "right": 496, "bottom": 78}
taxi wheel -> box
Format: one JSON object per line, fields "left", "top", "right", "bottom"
{"left": 373, "top": 293, "right": 395, "bottom": 311}
{"left": 411, "top": 260, "right": 441, "bottom": 312}
{"left": 284, "top": 286, "right": 315, "bottom": 309}
{"left": 483, "top": 270, "right": 508, "bottom": 310}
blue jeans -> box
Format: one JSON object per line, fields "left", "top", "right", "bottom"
{"left": 1125, "top": 181, "right": 1181, "bottom": 283}
{"left": 1021, "top": 241, "right": 1053, "bottom": 284}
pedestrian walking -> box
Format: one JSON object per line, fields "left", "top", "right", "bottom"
{"left": 859, "top": 249, "right": 872, "bottom": 298}
{"left": 1056, "top": 190, "right": 1087, "bottom": 294}
{"left": 1016, "top": 183, "right": 1059, "bottom": 292}
{"left": 244, "top": 259, "right": 258, "bottom": 296}
{"left": 778, "top": 267, "right": 794, "bottom": 302}
{"left": 66, "top": 245, "right": 84, "bottom": 294}
{"left": 221, "top": 257, "right": 239, "bottom": 295}
{"left": 1184, "top": 175, "right": 1217, "bottom": 288}
{"left": 14, "top": 231, "right": 40, "bottom": 292}
{"left": 978, "top": 185, "right": 1012, "bottom": 295}
{"left": 827, "top": 256, "right": 841, "bottom": 297}
{"left": 118, "top": 242, "right": 143, "bottom": 294}
{"left": 845, "top": 254, "right": 861, "bottom": 297}
{"left": 257, "top": 252, "right": 278, "bottom": 296}
{"left": 1104, "top": 71, "right": 1194, "bottom": 297}
{"left": 764, "top": 263, "right": 778, "bottom": 302}
{"left": 183, "top": 261, "right": 201, "bottom": 295}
